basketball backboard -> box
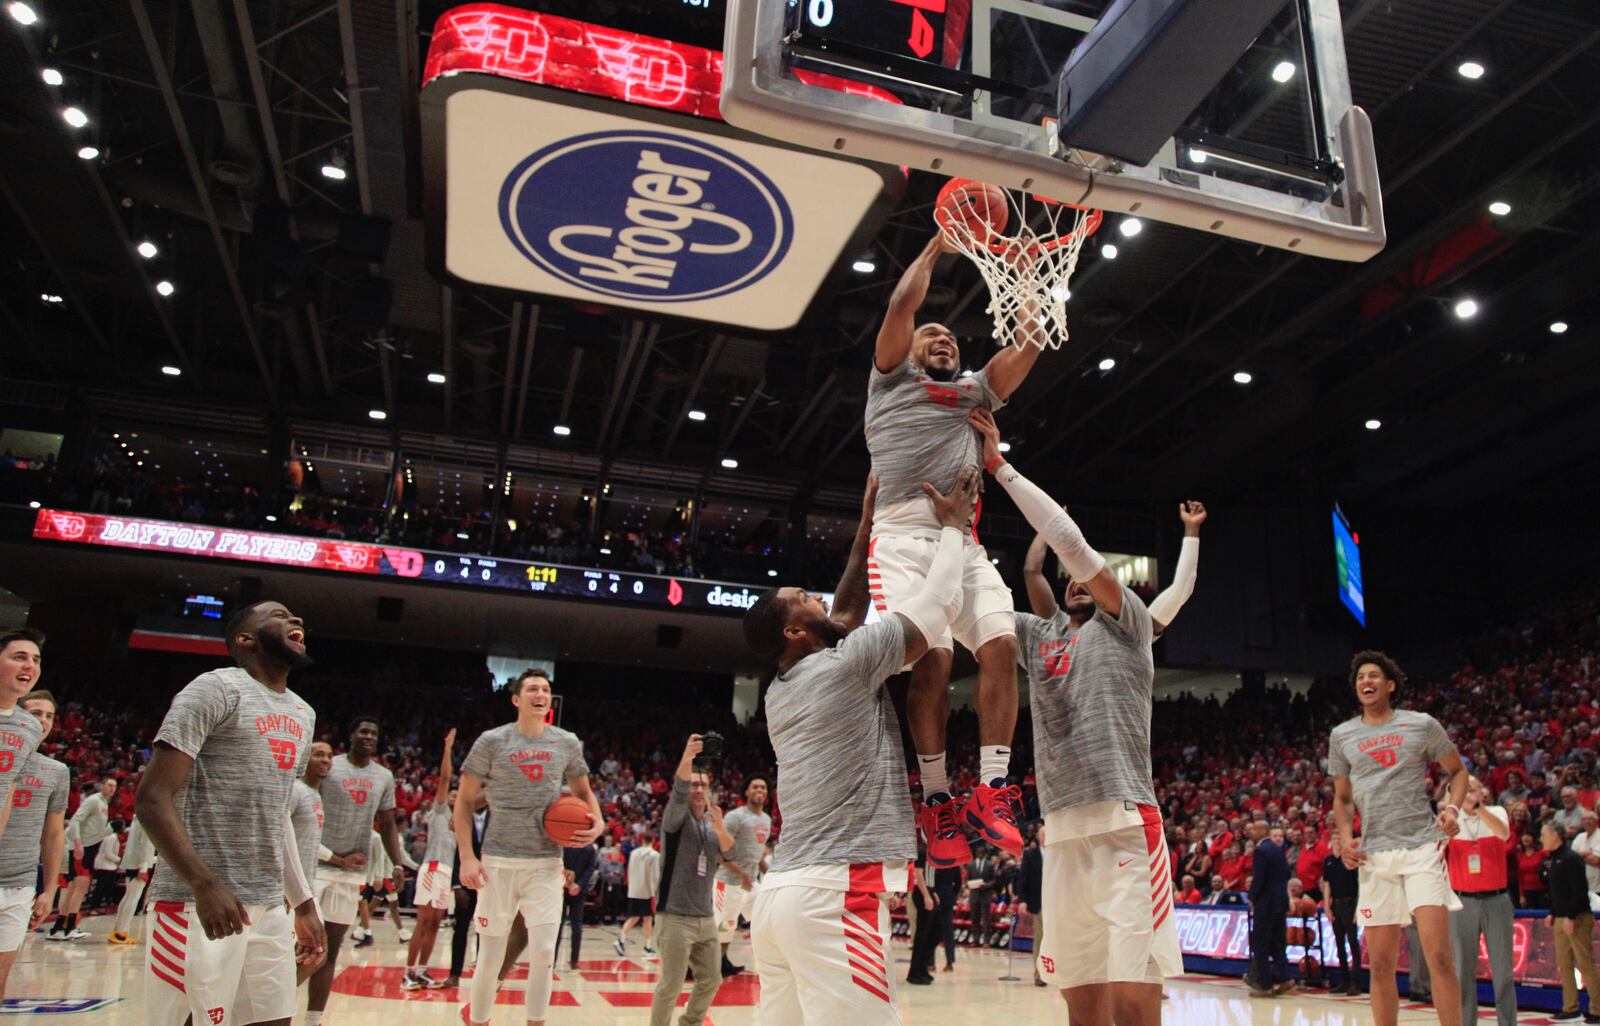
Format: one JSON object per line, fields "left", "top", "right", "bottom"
{"left": 721, "top": 0, "right": 1385, "bottom": 261}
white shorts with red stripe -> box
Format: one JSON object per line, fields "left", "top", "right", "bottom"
{"left": 414, "top": 859, "right": 454, "bottom": 911}
{"left": 867, "top": 530, "right": 1015, "bottom": 655}
{"left": 1038, "top": 800, "right": 1183, "bottom": 990}
{"left": 714, "top": 877, "right": 758, "bottom": 944}
{"left": 144, "top": 900, "right": 296, "bottom": 1026}
{"left": 1358, "top": 841, "right": 1461, "bottom": 927}
{"left": 752, "top": 878, "right": 902, "bottom": 1026}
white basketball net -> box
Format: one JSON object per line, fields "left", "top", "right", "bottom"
{"left": 937, "top": 190, "right": 1102, "bottom": 351}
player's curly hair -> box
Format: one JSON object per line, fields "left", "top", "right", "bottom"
{"left": 1349, "top": 649, "right": 1404, "bottom": 692}
{"left": 347, "top": 712, "right": 382, "bottom": 737}
{"left": 743, "top": 590, "right": 790, "bottom": 666}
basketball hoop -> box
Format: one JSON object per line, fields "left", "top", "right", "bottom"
{"left": 935, "top": 179, "right": 1103, "bottom": 351}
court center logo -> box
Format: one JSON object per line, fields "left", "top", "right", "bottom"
{"left": 498, "top": 130, "right": 793, "bottom": 302}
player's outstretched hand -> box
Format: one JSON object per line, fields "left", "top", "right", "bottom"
{"left": 1340, "top": 837, "right": 1367, "bottom": 871}
{"left": 293, "top": 901, "right": 327, "bottom": 966}
{"left": 569, "top": 813, "right": 604, "bottom": 847}
{"left": 967, "top": 408, "right": 1003, "bottom": 469}
{"left": 1180, "top": 500, "right": 1208, "bottom": 532}
{"left": 923, "top": 465, "right": 980, "bottom": 531}
{"left": 194, "top": 877, "right": 251, "bottom": 939}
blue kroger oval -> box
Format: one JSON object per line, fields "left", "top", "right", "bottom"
{"left": 499, "top": 130, "right": 793, "bottom": 302}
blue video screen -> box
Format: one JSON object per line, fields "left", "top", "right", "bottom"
{"left": 1332, "top": 506, "right": 1365, "bottom": 627}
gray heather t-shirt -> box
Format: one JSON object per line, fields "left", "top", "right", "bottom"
{"left": 147, "top": 667, "right": 315, "bottom": 906}
{"left": 767, "top": 617, "right": 917, "bottom": 871}
{"left": 290, "top": 780, "right": 323, "bottom": 888}
{"left": 461, "top": 722, "right": 588, "bottom": 860}
{"left": 1016, "top": 587, "right": 1157, "bottom": 815}
{"left": 1328, "top": 710, "right": 1457, "bottom": 853}
{"left": 658, "top": 777, "right": 719, "bottom": 917}
{"left": 0, "top": 706, "right": 45, "bottom": 815}
{"left": 321, "top": 754, "right": 396, "bottom": 858}
{"left": 864, "top": 361, "right": 1003, "bottom": 507}
{"left": 422, "top": 803, "right": 456, "bottom": 866}
{"left": 714, "top": 805, "right": 772, "bottom": 884}
{"left": 0, "top": 753, "right": 69, "bottom": 888}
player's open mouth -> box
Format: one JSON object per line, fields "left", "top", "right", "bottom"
{"left": 1360, "top": 685, "right": 1377, "bottom": 697}
{"left": 287, "top": 628, "right": 306, "bottom": 645}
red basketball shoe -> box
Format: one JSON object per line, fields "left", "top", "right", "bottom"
{"left": 920, "top": 799, "right": 972, "bottom": 869}
{"left": 964, "top": 783, "right": 1023, "bottom": 856}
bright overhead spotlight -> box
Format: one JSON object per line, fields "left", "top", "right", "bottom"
{"left": 852, "top": 259, "right": 876, "bottom": 274}
{"left": 39, "top": 293, "right": 62, "bottom": 304}
{"left": 687, "top": 409, "right": 707, "bottom": 421}
{"left": 7, "top": 3, "right": 38, "bottom": 26}
{"left": 1271, "top": 61, "right": 1296, "bottom": 83}
{"left": 1118, "top": 217, "right": 1143, "bottom": 238}
{"left": 1457, "top": 60, "right": 1485, "bottom": 80}
{"left": 997, "top": 441, "right": 1011, "bottom": 454}
{"left": 426, "top": 371, "right": 447, "bottom": 384}
{"left": 41, "top": 67, "right": 62, "bottom": 86}
{"left": 61, "top": 107, "right": 87, "bottom": 128}
{"left": 1549, "top": 321, "right": 1569, "bottom": 335}
{"left": 456, "top": 532, "right": 470, "bottom": 540}
{"left": 1233, "top": 370, "right": 1253, "bottom": 385}
{"left": 320, "top": 162, "right": 347, "bottom": 181}
{"left": 1364, "top": 418, "right": 1382, "bottom": 431}
{"left": 367, "top": 409, "right": 387, "bottom": 421}
{"left": 552, "top": 424, "right": 571, "bottom": 436}
{"left": 137, "top": 240, "right": 159, "bottom": 259}
{"left": 155, "top": 280, "right": 175, "bottom": 297}
{"left": 1098, "top": 357, "right": 1116, "bottom": 372}
{"left": 767, "top": 569, "right": 778, "bottom": 578}
{"left": 28, "top": 501, "right": 41, "bottom": 510}
{"left": 720, "top": 457, "right": 739, "bottom": 469}
{"left": 1453, "top": 298, "right": 1479, "bottom": 320}
{"left": 1188, "top": 147, "right": 1208, "bottom": 164}
{"left": 76, "top": 145, "right": 99, "bottom": 160}
{"left": 1487, "top": 201, "right": 1511, "bottom": 216}
{"left": 161, "top": 365, "right": 181, "bottom": 377}
{"left": 264, "top": 514, "right": 277, "bottom": 522}
{"left": 1101, "top": 243, "right": 1118, "bottom": 259}
{"left": 1051, "top": 284, "right": 1071, "bottom": 303}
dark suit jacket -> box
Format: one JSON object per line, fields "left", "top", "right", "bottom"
{"left": 1018, "top": 846, "right": 1043, "bottom": 909}
{"left": 1249, "top": 839, "right": 1290, "bottom": 913}
{"left": 564, "top": 842, "right": 600, "bottom": 894}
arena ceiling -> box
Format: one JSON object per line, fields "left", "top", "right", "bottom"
{"left": 1, "top": 0, "right": 1597, "bottom": 520}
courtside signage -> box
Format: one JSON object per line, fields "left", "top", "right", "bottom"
{"left": 30, "top": 509, "right": 803, "bottom": 618}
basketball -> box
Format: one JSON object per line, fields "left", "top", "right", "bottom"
{"left": 543, "top": 795, "right": 594, "bottom": 846}
{"left": 935, "top": 178, "right": 1010, "bottom": 242}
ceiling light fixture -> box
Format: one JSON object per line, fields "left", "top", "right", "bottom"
{"left": 1487, "top": 201, "right": 1511, "bottom": 216}
{"left": 76, "top": 145, "right": 99, "bottom": 160}
{"left": 687, "top": 409, "right": 707, "bottom": 421}
{"left": 161, "top": 365, "right": 182, "bottom": 377}
{"left": 1453, "top": 298, "right": 1479, "bottom": 320}
{"left": 137, "top": 240, "right": 159, "bottom": 259}
{"left": 368, "top": 409, "right": 387, "bottom": 420}
{"left": 7, "top": 3, "right": 38, "bottom": 26}
{"left": 61, "top": 107, "right": 87, "bottom": 128}
{"left": 1233, "top": 370, "right": 1253, "bottom": 384}
{"left": 1118, "top": 218, "right": 1143, "bottom": 238}
{"left": 852, "top": 259, "right": 876, "bottom": 273}
{"left": 155, "top": 280, "right": 175, "bottom": 297}
{"left": 1271, "top": 61, "right": 1296, "bottom": 83}
{"left": 720, "top": 458, "right": 739, "bottom": 469}
{"left": 1549, "top": 321, "right": 1568, "bottom": 335}
{"left": 1098, "top": 357, "right": 1116, "bottom": 371}
{"left": 1101, "top": 243, "right": 1118, "bottom": 259}
{"left": 427, "top": 372, "right": 446, "bottom": 384}
{"left": 1364, "top": 418, "right": 1382, "bottom": 431}
{"left": 552, "top": 424, "right": 571, "bottom": 436}
{"left": 1457, "top": 60, "right": 1485, "bottom": 80}
{"left": 41, "top": 67, "right": 62, "bottom": 86}
{"left": 997, "top": 441, "right": 1011, "bottom": 453}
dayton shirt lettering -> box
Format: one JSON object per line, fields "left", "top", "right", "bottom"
{"left": 460, "top": 722, "right": 588, "bottom": 860}
{"left": 1327, "top": 710, "right": 1457, "bottom": 854}
{"left": 0, "top": 707, "right": 43, "bottom": 786}
{"left": 319, "top": 754, "right": 396, "bottom": 865}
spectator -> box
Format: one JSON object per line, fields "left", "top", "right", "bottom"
{"left": 1177, "top": 874, "right": 1202, "bottom": 904}
{"left": 1544, "top": 821, "right": 1600, "bottom": 1022}
{"left": 1016, "top": 826, "right": 1044, "bottom": 987}
{"left": 933, "top": 864, "right": 961, "bottom": 971}
{"left": 1208, "top": 874, "right": 1245, "bottom": 906}
{"left": 907, "top": 840, "right": 940, "bottom": 986}
{"left": 1516, "top": 833, "right": 1548, "bottom": 909}
{"left": 1555, "top": 787, "right": 1586, "bottom": 838}
{"left": 1572, "top": 809, "right": 1600, "bottom": 894}
{"left": 1321, "top": 834, "right": 1362, "bottom": 995}
{"left": 1447, "top": 776, "right": 1516, "bottom": 1026}
{"left": 1246, "top": 825, "right": 1291, "bottom": 997}
{"left": 966, "top": 849, "right": 1000, "bottom": 947}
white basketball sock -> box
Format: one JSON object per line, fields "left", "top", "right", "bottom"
{"left": 979, "top": 746, "right": 1011, "bottom": 787}
{"left": 919, "top": 753, "right": 949, "bottom": 801}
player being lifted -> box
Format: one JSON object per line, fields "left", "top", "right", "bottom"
{"left": 1331, "top": 652, "right": 1467, "bottom": 1026}
{"left": 867, "top": 234, "right": 1049, "bottom": 866}
{"left": 970, "top": 410, "right": 1180, "bottom": 1026}
{"left": 742, "top": 470, "right": 977, "bottom": 1026}
{"left": 136, "top": 600, "right": 323, "bottom": 1026}
{"left": 456, "top": 669, "right": 604, "bottom": 1026}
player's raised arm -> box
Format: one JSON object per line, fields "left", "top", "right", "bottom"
{"left": 982, "top": 268, "right": 1049, "bottom": 399}
{"left": 1149, "top": 501, "right": 1205, "bottom": 635}
{"left": 969, "top": 409, "right": 1124, "bottom": 617}
{"left": 432, "top": 729, "right": 456, "bottom": 809}
{"left": 1022, "top": 532, "right": 1060, "bottom": 619}
{"left": 829, "top": 477, "right": 879, "bottom": 631}
{"left": 876, "top": 235, "right": 951, "bottom": 372}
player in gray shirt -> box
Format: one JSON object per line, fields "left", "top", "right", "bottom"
{"left": 970, "top": 409, "right": 1183, "bottom": 1020}
{"left": 0, "top": 629, "right": 47, "bottom": 847}
{"left": 0, "top": 690, "right": 68, "bottom": 996}
{"left": 456, "top": 669, "right": 603, "bottom": 1026}
{"left": 404, "top": 728, "right": 457, "bottom": 990}
{"left": 865, "top": 234, "right": 1051, "bottom": 869}
{"left": 742, "top": 468, "right": 976, "bottom": 1026}
{"left": 289, "top": 741, "right": 331, "bottom": 986}
{"left": 136, "top": 600, "right": 321, "bottom": 1026}
{"left": 1330, "top": 650, "right": 1468, "bottom": 1026}
{"left": 714, "top": 778, "right": 771, "bottom": 975}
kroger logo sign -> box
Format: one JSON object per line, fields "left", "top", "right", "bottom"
{"left": 498, "top": 130, "right": 793, "bottom": 302}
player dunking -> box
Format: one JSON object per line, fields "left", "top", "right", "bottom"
{"left": 404, "top": 728, "right": 457, "bottom": 990}
{"left": 0, "top": 689, "right": 68, "bottom": 1000}
{"left": 742, "top": 469, "right": 978, "bottom": 1026}
{"left": 971, "top": 410, "right": 1179, "bottom": 1026}
{"left": 290, "top": 741, "right": 331, "bottom": 984}
{"left": 456, "top": 669, "right": 604, "bottom": 1026}
{"left": 135, "top": 600, "right": 324, "bottom": 1026}
{"left": 713, "top": 777, "right": 771, "bottom": 977}
{"left": 307, "top": 715, "right": 410, "bottom": 1026}
{"left": 1331, "top": 651, "right": 1467, "bottom": 1026}
{"left": 867, "top": 234, "right": 1048, "bottom": 866}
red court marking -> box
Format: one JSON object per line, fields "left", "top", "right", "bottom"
{"left": 330, "top": 966, "right": 579, "bottom": 1004}
{"left": 600, "top": 976, "right": 759, "bottom": 1007}
{"left": 580, "top": 970, "right": 661, "bottom": 983}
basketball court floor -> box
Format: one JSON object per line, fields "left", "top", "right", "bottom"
{"left": 0, "top": 915, "right": 1566, "bottom": 1024}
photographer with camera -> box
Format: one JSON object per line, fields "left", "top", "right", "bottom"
{"left": 648, "top": 733, "right": 736, "bottom": 1026}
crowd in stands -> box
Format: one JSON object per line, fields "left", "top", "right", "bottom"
{"left": 27, "top": 581, "right": 1600, "bottom": 931}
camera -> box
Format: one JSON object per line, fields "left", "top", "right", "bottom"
{"left": 699, "top": 731, "right": 724, "bottom": 761}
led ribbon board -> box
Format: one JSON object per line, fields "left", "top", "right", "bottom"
{"left": 422, "top": 4, "right": 904, "bottom": 330}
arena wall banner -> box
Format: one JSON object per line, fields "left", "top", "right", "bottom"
{"left": 30, "top": 509, "right": 814, "bottom": 617}
{"left": 419, "top": 4, "right": 903, "bottom": 331}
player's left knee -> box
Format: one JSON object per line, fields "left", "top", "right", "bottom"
{"left": 975, "top": 630, "right": 1018, "bottom": 666}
